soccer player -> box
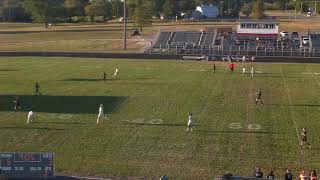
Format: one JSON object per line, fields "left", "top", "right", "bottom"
{"left": 300, "top": 128, "right": 311, "bottom": 148}
{"left": 229, "top": 63, "right": 234, "bottom": 72}
{"left": 186, "top": 113, "right": 193, "bottom": 132}
{"left": 27, "top": 110, "right": 34, "bottom": 124}
{"left": 13, "top": 96, "right": 21, "bottom": 111}
{"left": 251, "top": 66, "right": 254, "bottom": 78}
{"left": 97, "top": 104, "right": 106, "bottom": 124}
{"left": 35, "top": 82, "right": 41, "bottom": 95}
{"left": 242, "top": 67, "right": 246, "bottom": 75}
{"left": 103, "top": 72, "right": 106, "bottom": 82}
{"left": 113, "top": 68, "right": 119, "bottom": 79}
{"left": 251, "top": 56, "right": 255, "bottom": 61}
{"left": 213, "top": 63, "right": 216, "bottom": 73}
{"left": 255, "top": 89, "right": 264, "bottom": 105}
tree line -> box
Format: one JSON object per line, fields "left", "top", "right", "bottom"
{"left": 0, "top": 0, "right": 318, "bottom": 27}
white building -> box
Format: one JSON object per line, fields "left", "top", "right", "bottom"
{"left": 195, "top": 5, "right": 219, "bottom": 18}
{"left": 236, "top": 19, "right": 279, "bottom": 39}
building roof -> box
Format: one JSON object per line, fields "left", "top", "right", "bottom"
{"left": 310, "top": 34, "right": 320, "bottom": 48}
{"left": 196, "top": 5, "right": 219, "bottom": 14}
{"left": 237, "top": 17, "right": 279, "bottom": 23}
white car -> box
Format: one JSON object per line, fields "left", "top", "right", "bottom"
{"left": 302, "top": 38, "right": 309, "bottom": 45}
{"left": 280, "top": 31, "right": 289, "bottom": 37}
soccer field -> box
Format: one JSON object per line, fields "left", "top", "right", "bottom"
{"left": 0, "top": 57, "right": 319, "bottom": 179}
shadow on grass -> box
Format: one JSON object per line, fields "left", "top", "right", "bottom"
{"left": 0, "top": 95, "right": 127, "bottom": 114}
{"left": 197, "top": 130, "right": 284, "bottom": 134}
{"left": 0, "top": 126, "right": 63, "bottom": 131}
{"left": 0, "top": 69, "right": 18, "bottom": 71}
{"left": 267, "top": 104, "right": 320, "bottom": 107}
{"left": 61, "top": 78, "right": 105, "bottom": 82}
{"left": 33, "top": 122, "right": 94, "bottom": 125}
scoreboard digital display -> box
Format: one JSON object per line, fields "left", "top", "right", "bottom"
{"left": 0, "top": 152, "right": 54, "bottom": 178}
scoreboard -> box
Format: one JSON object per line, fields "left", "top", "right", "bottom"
{"left": 0, "top": 152, "right": 54, "bottom": 178}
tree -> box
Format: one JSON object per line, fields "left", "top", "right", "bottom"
{"left": 276, "top": 0, "right": 287, "bottom": 11}
{"left": 178, "top": 0, "right": 196, "bottom": 13}
{"left": 0, "top": 0, "right": 29, "bottom": 21}
{"left": 162, "top": 0, "right": 178, "bottom": 19}
{"left": 110, "top": 0, "right": 123, "bottom": 18}
{"left": 131, "top": 0, "right": 153, "bottom": 32}
{"left": 23, "top": 0, "right": 65, "bottom": 28}
{"left": 241, "top": 2, "right": 253, "bottom": 17}
{"left": 64, "top": 0, "right": 87, "bottom": 17}
{"left": 252, "top": 0, "right": 265, "bottom": 19}
{"left": 85, "top": 0, "right": 112, "bottom": 22}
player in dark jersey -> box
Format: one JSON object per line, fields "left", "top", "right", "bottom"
{"left": 35, "top": 82, "right": 41, "bottom": 95}
{"left": 213, "top": 63, "right": 216, "bottom": 73}
{"left": 300, "top": 128, "right": 311, "bottom": 148}
{"left": 13, "top": 96, "right": 21, "bottom": 111}
{"left": 103, "top": 72, "right": 106, "bottom": 82}
{"left": 255, "top": 89, "right": 264, "bottom": 105}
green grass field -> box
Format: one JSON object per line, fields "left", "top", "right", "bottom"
{"left": 0, "top": 57, "right": 320, "bottom": 179}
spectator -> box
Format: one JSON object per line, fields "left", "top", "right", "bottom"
{"left": 266, "top": 169, "right": 275, "bottom": 179}
{"left": 223, "top": 172, "right": 233, "bottom": 180}
{"left": 254, "top": 167, "right": 263, "bottom": 178}
{"left": 285, "top": 169, "right": 293, "bottom": 180}
{"left": 160, "top": 175, "right": 168, "bottom": 180}
{"left": 300, "top": 170, "right": 309, "bottom": 180}
{"left": 310, "top": 170, "right": 317, "bottom": 180}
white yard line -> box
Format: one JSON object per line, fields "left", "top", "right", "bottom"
{"left": 280, "top": 67, "right": 303, "bottom": 156}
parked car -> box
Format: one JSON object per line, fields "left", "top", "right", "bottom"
{"left": 280, "top": 31, "right": 289, "bottom": 37}
{"left": 291, "top": 32, "right": 299, "bottom": 40}
{"left": 302, "top": 37, "right": 309, "bottom": 45}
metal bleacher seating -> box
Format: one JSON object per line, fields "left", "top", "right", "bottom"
{"left": 153, "top": 31, "right": 217, "bottom": 50}
{"left": 153, "top": 32, "right": 171, "bottom": 48}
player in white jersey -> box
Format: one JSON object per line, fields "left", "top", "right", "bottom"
{"left": 113, "top": 68, "right": 119, "bottom": 79}
{"left": 242, "top": 56, "right": 246, "bottom": 62}
{"left": 97, "top": 104, "right": 106, "bottom": 124}
{"left": 251, "top": 66, "right": 254, "bottom": 77}
{"left": 242, "top": 67, "right": 246, "bottom": 75}
{"left": 27, "top": 110, "right": 34, "bottom": 124}
{"left": 187, "top": 113, "right": 193, "bottom": 132}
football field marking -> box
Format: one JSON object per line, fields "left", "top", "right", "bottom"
{"left": 280, "top": 67, "right": 303, "bottom": 156}
{"left": 229, "top": 123, "right": 261, "bottom": 130}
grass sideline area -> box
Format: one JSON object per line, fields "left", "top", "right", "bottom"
{"left": 0, "top": 21, "right": 320, "bottom": 53}
{"left": 0, "top": 57, "right": 320, "bottom": 179}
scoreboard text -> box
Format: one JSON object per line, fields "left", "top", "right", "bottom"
{"left": 0, "top": 152, "right": 54, "bottom": 178}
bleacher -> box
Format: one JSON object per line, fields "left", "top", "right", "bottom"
{"left": 202, "top": 32, "right": 216, "bottom": 47}
{"left": 153, "top": 32, "right": 171, "bottom": 48}
{"left": 153, "top": 31, "right": 217, "bottom": 49}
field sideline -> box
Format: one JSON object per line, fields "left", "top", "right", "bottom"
{"left": 0, "top": 57, "right": 320, "bottom": 179}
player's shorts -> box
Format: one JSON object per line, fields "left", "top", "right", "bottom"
{"left": 302, "top": 136, "right": 307, "bottom": 142}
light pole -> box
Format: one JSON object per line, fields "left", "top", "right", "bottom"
{"left": 123, "top": 0, "right": 127, "bottom": 50}
{"left": 294, "top": 0, "right": 297, "bottom": 20}
{"left": 220, "top": 1, "right": 224, "bottom": 19}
